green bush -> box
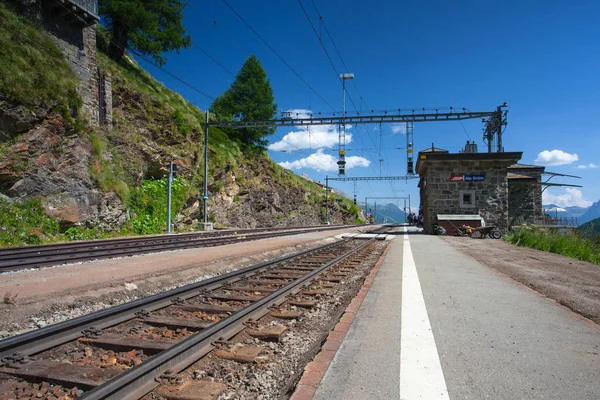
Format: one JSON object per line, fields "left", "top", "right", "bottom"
{"left": 0, "top": 199, "right": 60, "bottom": 246}
{"left": 127, "top": 178, "right": 189, "bottom": 234}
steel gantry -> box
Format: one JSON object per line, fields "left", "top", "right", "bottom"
{"left": 202, "top": 104, "right": 508, "bottom": 224}
{"left": 324, "top": 176, "right": 418, "bottom": 224}
{"left": 364, "top": 196, "right": 411, "bottom": 223}
{"left": 207, "top": 104, "right": 509, "bottom": 174}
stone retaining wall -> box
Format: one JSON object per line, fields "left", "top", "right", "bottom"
{"left": 14, "top": 0, "right": 112, "bottom": 128}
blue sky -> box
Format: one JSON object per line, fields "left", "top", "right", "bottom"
{"left": 136, "top": 0, "right": 600, "bottom": 211}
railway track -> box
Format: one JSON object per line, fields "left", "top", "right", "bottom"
{"left": 0, "top": 235, "right": 388, "bottom": 399}
{"left": 0, "top": 225, "right": 349, "bottom": 273}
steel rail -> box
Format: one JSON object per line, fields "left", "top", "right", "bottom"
{"left": 0, "top": 225, "right": 346, "bottom": 256}
{"left": 0, "top": 225, "right": 349, "bottom": 272}
{"left": 0, "top": 240, "right": 346, "bottom": 360}
{"left": 82, "top": 238, "right": 376, "bottom": 399}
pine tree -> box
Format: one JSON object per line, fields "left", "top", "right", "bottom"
{"left": 99, "top": 0, "right": 191, "bottom": 66}
{"left": 212, "top": 55, "right": 277, "bottom": 149}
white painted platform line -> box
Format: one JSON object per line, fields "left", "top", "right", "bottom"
{"left": 400, "top": 230, "right": 450, "bottom": 399}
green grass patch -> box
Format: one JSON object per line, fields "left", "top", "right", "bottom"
{"left": 505, "top": 226, "right": 600, "bottom": 265}
{"left": 88, "top": 132, "right": 130, "bottom": 201}
{"left": 125, "top": 178, "right": 189, "bottom": 235}
{"left": 0, "top": 198, "right": 60, "bottom": 246}
{"left": 0, "top": 4, "right": 81, "bottom": 118}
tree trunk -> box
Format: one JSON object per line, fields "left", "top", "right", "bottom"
{"left": 107, "top": 24, "right": 128, "bottom": 63}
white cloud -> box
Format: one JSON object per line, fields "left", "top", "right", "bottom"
{"left": 577, "top": 163, "right": 598, "bottom": 169}
{"left": 278, "top": 148, "right": 370, "bottom": 172}
{"left": 544, "top": 206, "right": 567, "bottom": 212}
{"left": 281, "top": 109, "right": 313, "bottom": 119}
{"left": 535, "top": 149, "right": 578, "bottom": 166}
{"left": 391, "top": 123, "right": 406, "bottom": 134}
{"left": 269, "top": 109, "right": 352, "bottom": 152}
{"left": 542, "top": 188, "right": 593, "bottom": 208}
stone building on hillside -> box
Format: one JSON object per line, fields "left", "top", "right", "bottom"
{"left": 416, "top": 144, "right": 525, "bottom": 234}
{"left": 14, "top": 0, "right": 112, "bottom": 128}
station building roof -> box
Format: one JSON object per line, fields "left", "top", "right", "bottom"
{"left": 416, "top": 151, "right": 523, "bottom": 175}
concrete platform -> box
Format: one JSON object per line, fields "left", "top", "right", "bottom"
{"left": 298, "top": 226, "right": 600, "bottom": 400}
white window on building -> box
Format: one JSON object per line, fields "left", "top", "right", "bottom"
{"left": 460, "top": 190, "right": 476, "bottom": 208}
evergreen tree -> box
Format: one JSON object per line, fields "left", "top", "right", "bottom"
{"left": 99, "top": 0, "right": 191, "bottom": 66}
{"left": 212, "top": 55, "right": 277, "bottom": 149}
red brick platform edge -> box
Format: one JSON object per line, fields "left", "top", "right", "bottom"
{"left": 289, "top": 239, "right": 394, "bottom": 400}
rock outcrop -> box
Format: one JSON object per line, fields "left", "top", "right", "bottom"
{"left": 0, "top": 114, "right": 126, "bottom": 228}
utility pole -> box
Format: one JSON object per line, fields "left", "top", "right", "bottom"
{"left": 374, "top": 201, "right": 377, "bottom": 224}
{"left": 406, "top": 122, "right": 414, "bottom": 174}
{"left": 166, "top": 161, "right": 179, "bottom": 233}
{"left": 325, "top": 176, "right": 329, "bottom": 224}
{"left": 203, "top": 111, "right": 210, "bottom": 229}
{"left": 167, "top": 161, "right": 173, "bottom": 233}
{"left": 338, "top": 73, "right": 354, "bottom": 175}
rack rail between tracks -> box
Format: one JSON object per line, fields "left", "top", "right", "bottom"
{"left": 0, "top": 235, "right": 384, "bottom": 399}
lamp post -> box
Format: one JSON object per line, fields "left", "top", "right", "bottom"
{"left": 338, "top": 73, "right": 354, "bottom": 176}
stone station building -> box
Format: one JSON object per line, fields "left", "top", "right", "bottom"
{"left": 507, "top": 164, "right": 545, "bottom": 226}
{"left": 416, "top": 147, "right": 536, "bottom": 234}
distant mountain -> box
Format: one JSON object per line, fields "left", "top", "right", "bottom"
{"left": 565, "top": 206, "right": 590, "bottom": 218}
{"left": 361, "top": 202, "right": 407, "bottom": 224}
{"left": 578, "top": 200, "right": 600, "bottom": 226}
{"left": 542, "top": 203, "right": 590, "bottom": 220}
{"left": 579, "top": 217, "right": 600, "bottom": 238}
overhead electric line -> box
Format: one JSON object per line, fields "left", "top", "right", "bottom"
{"left": 297, "top": 0, "right": 340, "bottom": 78}
{"left": 221, "top": 0, "right": 336, "bottom": 111}
{"left": 130, "top": 49, "right": 216, "bottom": 101}
{"left": 191, "top": 41, "right": 236, "bottom": 78}
{"left": 296, "top": 2, "right": 381, "bottom": 171}
{"left": 54, "top": 1, "right": 216, "bottom": 102}
{"left": 309, "top": 0, "right": 367, "bottom": 109}
{"left": 187, "top": 2, "right": 247, "bottom": 56}
{"left": 297, "top": 1, "right": 381, "bottom": 164}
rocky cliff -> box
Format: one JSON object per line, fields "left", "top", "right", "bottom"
{"left": 0, "top": 7, "right": 361, "bottom": 241}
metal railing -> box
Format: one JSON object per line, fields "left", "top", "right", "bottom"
{"left": 534, "top": 216, "right": 579, "bottom": 228}
{"left": 70, "top": 0, "right": 98, "bottom": 15}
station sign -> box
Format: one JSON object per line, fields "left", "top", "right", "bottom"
{"left": 450, "top": 174, "right": 485, "bottom": 182}
{"left": 465, "top": 174, "right": 485, "bottom": 181}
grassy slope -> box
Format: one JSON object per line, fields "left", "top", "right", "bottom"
{"left": 95, "top": 50, "right": 334, "bottom": 203}
{"left": 505, "top": 226, "right": 600, "bottom": 265}
{"left": 579, "top": 218, "right": 600, "bottom": 238}
{"left": 0, "top": 3, "right": 81, "bottom": 118}
{"left": 0, "top": 12, "right": 362, "bottom": 245}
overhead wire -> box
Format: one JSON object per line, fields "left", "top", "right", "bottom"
{"left": 221, "top": 0, "right": 336, "bottom": 111}
{"left": 190, "top": 41, "right": 236, "bottom": 78}
{"left": 297, "top": 0, "right": 340, "bottom": 77}
{"left": 459, "top": 120, "right": 473, "bottom": 141}
{"left": 187, "top": 2, "right": 247, "bottom": 56}
{"left": 51, "top": 1, "right": 222, "bottom": 205}
{"left": 309, "top": 0, "right": 366, "bottom": 109}
{"left": 52, "top": 0, "right": 217, "bottom": 102}
{"left": 296, "top": 1, "right": 381, "bottom": 179}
